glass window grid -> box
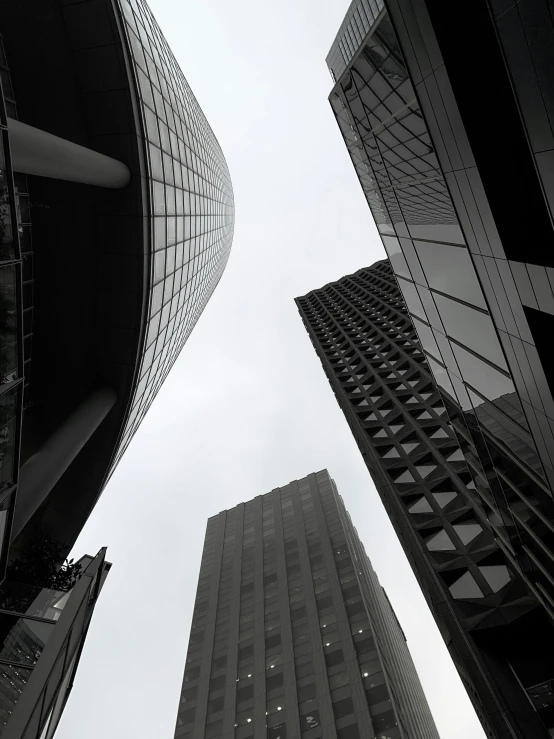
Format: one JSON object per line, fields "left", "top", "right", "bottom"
{"left": 114, "top": 0, "right": 235, "bottom": 467}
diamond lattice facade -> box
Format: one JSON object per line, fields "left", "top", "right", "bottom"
{"left": 297, "top": 261, "right": 554, "bottom": 737}
{"left": 174, "top": 471, "right": 439, "bottom": 739}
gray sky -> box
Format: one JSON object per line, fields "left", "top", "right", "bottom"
{"left": 57, "top": 1, "right": 486, "bottom": 737}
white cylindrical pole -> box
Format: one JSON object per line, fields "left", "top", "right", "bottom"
{"left": 7, "top": 117, "right": 131, "bottom": 189}
{"left": 12, "top": 385, "right": 118, "bottom": 540}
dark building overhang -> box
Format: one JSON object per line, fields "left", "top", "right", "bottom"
{"left": 0, "top": 0, "right": 151, "bottom": 553}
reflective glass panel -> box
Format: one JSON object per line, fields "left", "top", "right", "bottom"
{"left": 414, "top": 242, "right": 486, "bottom": 308}
{"left": 433, "top": 295, "right": 507, "bottom": 370}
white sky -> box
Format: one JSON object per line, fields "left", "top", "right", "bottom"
{"left": 56, "top": 1, "right": 486, "bottom": 737}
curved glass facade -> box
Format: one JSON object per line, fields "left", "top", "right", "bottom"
{"left": 113, "top": 0, "right": 235, "bottom": 466}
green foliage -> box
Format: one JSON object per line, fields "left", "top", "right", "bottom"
{"left": 7, "top": 533, "right": 82, "bottom": 591}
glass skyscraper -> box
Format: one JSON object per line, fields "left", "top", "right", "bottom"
{"left": 323, "top": 1, "right": 554, "bottom": 736}
{"left": 0, "top": 0, "right": 233, "bottom": 735}
{"left": 296, "top": 259, "right": 554, "bottom": 738}
{"left": 174, "top": 471, "right": 439, "bottom": 739}
{"left": 0, "top": 0, "right": 234, "bottom": 561}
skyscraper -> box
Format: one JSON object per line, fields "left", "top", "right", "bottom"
{"left": 0, "top": 0, "right": 234, "bottom": 559}
{"left": 296, "top": 259, "right": 554, "bottom": 738}
{"left": 0, "top": 548, "right": 110, "bottom": 739}
{"left": 174, "top": 470, "right": 439, "bottom": 739}
{"left": 328, "top": 0, "right": 554, "bottom": 618}
{"left": 0, "top": 0, "right": 233, "bottom": 734}
{"left": 322, "top": 1, "right": 554, "bottom": 735}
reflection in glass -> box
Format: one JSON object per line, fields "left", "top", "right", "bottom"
{"left": 411, "top": 316, "right": 441, "bottom": 362}
{"left": 433, "top": 295, "right": 507, "bottom": 370}
{"left": 450, "top": 343, "right": 514, "bottom": 402}
{"left": 0, "top": 615, "right": 54, "bottom": 666}
{"left": 0, "top": 141, "right": 15, "bottom": 262}
{"left": 0, "top": 581, "right": 70, "bottom": 621}
{"left": 414, "top": 241, "right": 486, "bottom": 308}
{"left": 397, "top": 277, "right": 425, "bottom": 320}
{"left": 0, "top": 266, "right": 18, "bottom": 383}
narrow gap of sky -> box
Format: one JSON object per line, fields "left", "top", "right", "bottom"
{"left": 56, "top": 1, "right": 486, "bottom": 737}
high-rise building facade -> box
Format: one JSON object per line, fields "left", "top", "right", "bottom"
{"left": 174, "top": 470, "right": 439, "bottom": 739}
{"left": 0, "top": 0, "right": 234, "bottom": 557}
{"left": 327, "top": 0, "right": 554, "bottom": 616}
{"left": 0, "top": 0, "right": 233, "bottom": 734}
{"left": 0, "top": 548, "right": 110, "bottom": 739}
{"left": 325, "top": 1, "right": 554, "bottom": 734}
{"left": 296, "top": 259, "right": 554, "bottom": 738}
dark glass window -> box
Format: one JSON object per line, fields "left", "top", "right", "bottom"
{"left": 209, "top": 675, "right": 225, "bottom": 692}
{"left": 267, "top": 671, "right": 284, "bottom": 691}
{"left": 333, "top": 696, "right": 354, "bottom": 720}
{"left": 372, "top": 710, "right": 398, "bottom": 732}
{"left": 184, "top": 666, "right": 200, "bottom": 682}
{"left": 295, "top": 658, "right": 314, "bottom": 679}
{"left": 297, "top": 682, "right": 316, "bottom": 702}
{"left": 268, "top": 723, "right": 287, "bottom": 738}
{"left": 179, "top": 707, "right": 195, "bottom": 724}
{"left": 237, "top": 684, "right": 254, "bottom": 702}
{"left": 205, "top": 720, "right": 222, "bottom": 738}
{"left": 337, "top": 725, "right": 361, "bottom": 739}
{"left": 325, "top": 649, "right": 344, "bottom": 668}
{"left": 208, "top": 696, "right": 224, "bottom": 714}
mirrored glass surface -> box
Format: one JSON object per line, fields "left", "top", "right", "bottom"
{"left": 414, "top": 242, "right": 487, "bottom": 308}
{"left": 115, "top": 0, "right": 235, "bottom": 461}
{"left": 433, "top": 295, "right": 507, "bottom": 370}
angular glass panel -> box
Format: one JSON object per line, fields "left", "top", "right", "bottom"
{"left": 453, "top": 523, "right": 482, "bottom": 544}
{"left": 415, "top": 465, "right": 436, "bottom": 479}
{"left": 408, "top": 497, "right": 433, "bottom": 514}
{"left": 426, "top": 530, "right": 456, "bottom": 551}
{"left": 401, "top": 442, "right": 419, "bottom": 454}
{"left": 450, "top": 343, "right": 514, "bottom": 402}
{"left": 479, "top": 565, "right": 511, "bottom": 593}
{"left": 446, "top": 449, "right": 465, "bottom": 462}
{"left": 396, "top": 277, "right": 426, "bottom": 320}
{"left": 414, "top": 242, "right": 486, "bottom": 308}
{"left": 393, "top": 470, "right": 415, "bottom": 483}
{"left": 434, "top": 295, "right": 507, "bottom": 370}
{"left": 382, "top": 236, "right": 411, "bottom": 280}
{"left": 382, "top": 448, "right": 400, "bottom": 459}
{"left": 432, "top": 492, "right": 457, "bottom": 508}
{"left": 430, "top": 428, "right": 449, "bottom": 439}
{"left": 411, "top": 316, "right": 441, "bottom": 362}
{"left": 449, "top": 571, "right": 484, "bottom": 599}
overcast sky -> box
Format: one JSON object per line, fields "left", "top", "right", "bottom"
{"left": 57, "top": 1, "right": 485, "bottom": 737}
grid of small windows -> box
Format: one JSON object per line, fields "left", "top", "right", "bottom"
{"left": 176, "top": 475, "right": 441, "bottom": 739}
{"left": 326, "top": 0, "right": 384, "bottom": 83}
{"left": 113, "top": 0, "right": 234, "bottom": 464}
{"left": 317, "top": 474, "right": 402, "bottom": 739}
{"left": 296, "top": 262, "right": 519, "bottom": 617}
